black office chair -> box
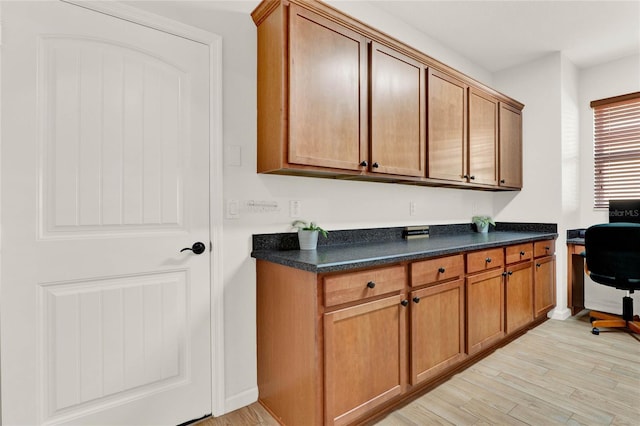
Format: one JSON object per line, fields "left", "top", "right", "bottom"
{"left": 584, "top": 223, "right": 640, "bottom": 335}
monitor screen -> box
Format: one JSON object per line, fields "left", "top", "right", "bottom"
{"left": 609, "top": 200, "right": 640, "bottom": 223}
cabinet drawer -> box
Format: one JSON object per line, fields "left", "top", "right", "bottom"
{"left": 534, "top": 240, "right": 555, "bottom": 258}
{"left": 466, "top": 248, "right": 504, "bottom": 274}
{"left": 410, "top": 254, "right": 464, "bottom": 287}
{"left": 324, "top": 265, "right": 406, "bottom": 307}
{"left": 505, "top": 243, "right": 533, "bottom": 264}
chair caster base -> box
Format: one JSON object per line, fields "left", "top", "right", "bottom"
{"left": 592, "top": 327, "right": 600, "bottom": 335}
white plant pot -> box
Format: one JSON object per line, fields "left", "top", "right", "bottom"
{"left": 298, "top": 230, "right": 319, "bottom": 250}
{"left": 476, "top": 222, "right": 489, "bottom": 233}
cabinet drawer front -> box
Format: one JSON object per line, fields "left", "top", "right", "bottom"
{"left": 505, "top": 243, "right": 533, "bottom": 264}
{"left": 411, "top": 254, "right": 464, "bottom": 287}
{"left": 534, "top": 240, "right": 555, "bottom": 257}
{"left": 324, "top": 265, "right": 405, "bottom": 307}
{"left": 466, "top": 248, "right": 504, "bottom": 274}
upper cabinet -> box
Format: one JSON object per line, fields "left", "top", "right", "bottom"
{"left": 288, "top": 5, "right": 368, "bottom": 172}
{"left": 468, "top": 88, "right": 499, "bottom": 186}
{"left": 370, "top": 43, "right": 426, "bottom": 177}
{"left": 428, "top": 73, "right": 499, "bottom": 187}
{"left": 428, "top": 70, "right": 467, "bottom": 182}
{"left": 252, "top": 0, "right": 524, "bottom": 190}
{"left": 257, "top": 3, "right": 368, "bottom": 174}
{"left": 499, "top": 103, "right": 524, "bottom": 188}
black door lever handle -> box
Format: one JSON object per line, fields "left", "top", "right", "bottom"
{"left": 181, "top": 242, "right": 206, "bottom": 255}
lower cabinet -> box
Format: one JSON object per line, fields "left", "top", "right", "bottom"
{"left": 324, "top": 295, "right": 407, "bottom": 426}
{"left": 534, "top": 255, "right": 556, "bottom": 317}
{"left": 410, "top": 279, "right": 466, "bottom": 385}
{"left": 256, "top": 238, "right": 557, "bottom": 425}
{"left": 466, "top": 268, "right": 505, "bottom": 355}
{"left": 505, "top": 262, "right": 534, "bottom": 333}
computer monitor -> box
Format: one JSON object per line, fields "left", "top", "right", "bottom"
{"left": 609, "top": 200, "right": 640, "bottom": 224}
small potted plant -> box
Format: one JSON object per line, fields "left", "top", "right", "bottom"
{"left": 472, "top": 215, "right": 495, "bottom": 233}
{"left": 292, "top": 220, "right": 328, "bottom": 250}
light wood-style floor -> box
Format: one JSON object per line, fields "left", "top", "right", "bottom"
{"left": 198, "top": 313, "right": 639, "bottom": 426}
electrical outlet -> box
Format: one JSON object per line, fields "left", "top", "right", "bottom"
{"left": 410, "top": 201, "right": 417, "bottom": 216}
{"left": 290, "top": 200, "right": 301, "bottom": 218}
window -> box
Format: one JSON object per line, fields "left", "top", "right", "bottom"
{"left": 590, "top": 92, "right": 640, "bottom": 209}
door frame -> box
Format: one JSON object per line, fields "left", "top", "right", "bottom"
{"left": 59, "top": 0, "right": 226, "bottom": 416}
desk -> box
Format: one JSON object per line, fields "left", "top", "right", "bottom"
{"left": 567, "top": 235, "right": 585, "bottom": 316}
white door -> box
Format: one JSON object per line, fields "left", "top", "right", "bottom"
{"left": 1, "top": 1, "right": 212, "bottom": 425}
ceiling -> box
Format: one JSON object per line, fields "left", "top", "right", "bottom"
{"left": 369, "top": 0, "right": 640, "bottom": 72}
{"left": 208, "top": 0, "right": 640, "bottom": 73}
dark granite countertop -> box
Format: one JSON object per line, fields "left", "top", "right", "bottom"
{"left": 252, "top": 223, "right": 558, "bottom": 273}
{"left": 566, "top": 238, "right": 585, "bottom": 245}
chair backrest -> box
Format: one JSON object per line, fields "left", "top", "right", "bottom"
{"left": 585, "top": 222, "right": 640, "bottom": 290}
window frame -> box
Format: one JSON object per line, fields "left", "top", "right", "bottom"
{"left": 590, "top": 92, "right": 640, "bottom": 210}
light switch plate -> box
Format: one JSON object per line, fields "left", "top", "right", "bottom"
{"left": 226, "top": 199, "right": 240, "bottom": 219}
{"left": 290, "top": 200, "right": 301, "bottom": 218}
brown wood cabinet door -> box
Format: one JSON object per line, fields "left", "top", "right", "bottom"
{"left": 428, "top": 70, "right": 467, "bottom": 182}
{"left": 499, "top": 103, "right": 523, "bottom": 188}
{"left": 288, "top": 5, "right": 368, "bottom": 171}
{"left": 466, "top": 269, "right": 504, "bottom": 354}
{"left": 534, "top": 256, "right": 556, "bottom": 317}
{"left": 505, "top": 262, "right": 534, "bottom": 333}
{"left": 370, "top": 42, "right": 426, "bottom": 177}
{"left": 410, "top": 280, "right": 466, "bottom": 385}
{"left": 469, "top": 88, "right": 498, "bottom": 185}
{"left": 324, "top": 295, "right": 407, "bottom": 425}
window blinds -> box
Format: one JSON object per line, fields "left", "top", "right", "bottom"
{"left": 591, "top": 92, "right": 640, "bottom": 209}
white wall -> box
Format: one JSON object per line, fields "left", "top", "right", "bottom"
{"left": 125, "top": 0, "right": 630, "bottom": 415}
{"left": 492, "top": 53, "right": 572, "bottom": 319}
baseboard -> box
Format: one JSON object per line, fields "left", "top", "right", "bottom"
{"left": 224, "top": 386, "right": 259, "bottom": 415}
{"left": 549, "top": 307, "right": 571, "bottom": 320}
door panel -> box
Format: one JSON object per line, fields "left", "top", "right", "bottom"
{"left": 428, "top": 70, "right": 467, "bottom": 182}
{"left": 469, "top": 88, "right": 498, "bottom": 186}
{"left": 535, "top": 256, "right": 556, "bottom": 317}
{"left": 499, "top": 103, "right": 523, "bottom": 188}
{"left": 466, "top": 269, "right": 505, "bottom": 354}
{"left": 41, "top": 37, "right": 186, "bottom": 235}
{"left": 289, "top": 5, "right": 367, "bottom": 171}
{"left": 324, "top": 295, "right": 406, "bottom": 425}
{"left": 1, "top": 2, "right": 211, "bottom": 425}
{"left": 41, "top": 272, "right": 188, "bottom": 413}
{"left": 370, "top": 42, "right": 426, "bottom": 177}
{"left": 505, "top": 262, "right": 534, "bottom": 333}
{"left": 411, "top": 279, "right": 466, "bottom": 385}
